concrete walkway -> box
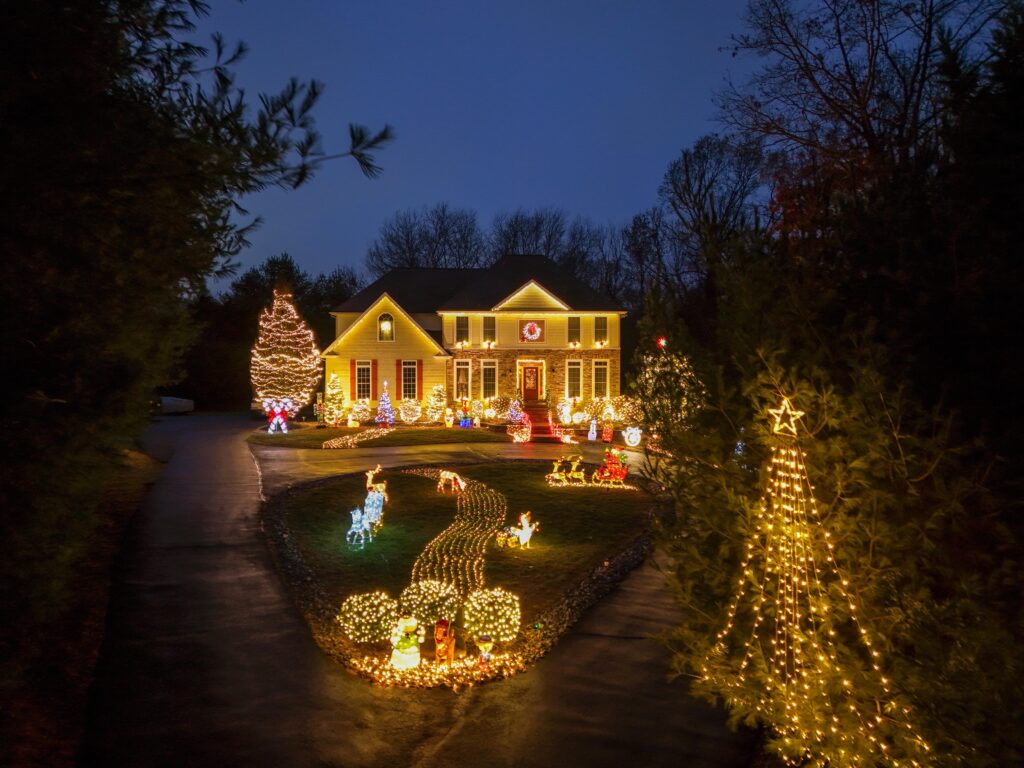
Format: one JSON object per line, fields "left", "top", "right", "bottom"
{"left": 81, "top": 414, "right": 755, "bottom": 768}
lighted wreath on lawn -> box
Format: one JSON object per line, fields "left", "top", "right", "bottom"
{"left": 521, "top": 321, "right": 542, "bottom": 341}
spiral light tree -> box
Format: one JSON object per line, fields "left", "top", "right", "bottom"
{"left": 250, "top": 289, "right": 321, "bottom": 408}
{"left": 700, "top": 397, "right": 930, "bottom": 768}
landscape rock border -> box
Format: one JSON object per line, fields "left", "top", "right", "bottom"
{"left": 260, "top": 459, "right": 666, "bottom": 687}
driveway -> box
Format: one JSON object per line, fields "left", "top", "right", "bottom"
{"left": 81, "top": 414, "right": 755, "bottom": 767}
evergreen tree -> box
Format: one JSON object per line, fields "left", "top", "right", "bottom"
{"left": 250, "top": 290, "right": 321, "bottom": 408}
{"left": 426, "top": 384, "right": 447, "bottom": 423}
{"left": 324, "top": 372, "right": 345, "bottom": 426}
{"left": 375, "top": 381, "right": 396, "bottom": 425}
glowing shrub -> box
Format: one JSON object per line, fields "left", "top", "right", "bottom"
{"left": 399, "top": 580, "right": 460, "bottom": 625}
{"left": 337, "top": 591, "right": 398, "bottom": 643}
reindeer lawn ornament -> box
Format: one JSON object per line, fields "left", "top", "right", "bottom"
{"left": 345, "top": 507, "right": 373, "bottom": 548}
{"left": 365, "top": 464, "right": 388, "bottom": 502}
{"left": 436, "top": 470, "right": 466, "bottom": 493}
{"left": 545, "top": 456, "right": 569, "bottom": 486}
{"left": 566, "top": 456, "right": 587, "bottom": 485}
{"left": 363, "top": 490, "right": 386, "bottom": 532}
{"left": 496, "top": 511, "right": 539, "bottom": 548}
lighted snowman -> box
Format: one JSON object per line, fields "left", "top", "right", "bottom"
{"left": 389, "top": 615, "right": 426, "bottom": 670}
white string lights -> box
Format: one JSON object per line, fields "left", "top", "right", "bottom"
{"left": 700, "top": 397, "right": 931, "bottom": 767}
{"left": 250, "top": 289, "right": 321, "bottom": 407}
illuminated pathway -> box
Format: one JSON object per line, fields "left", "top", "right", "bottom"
{"left": 407, "top": 469, "right": 507, "bottom": 596}
{"left": 83, "top": 414, "right": 757, "bottom": 768}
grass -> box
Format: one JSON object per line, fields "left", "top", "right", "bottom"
{"left": 248, "top": 424, "right": 511, "bottom": 449}
{"left": 280, "top": 461, "right": 652, "bottom": 625}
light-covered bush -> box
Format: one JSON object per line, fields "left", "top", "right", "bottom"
{"left": 337, "top": 591, "right": 398, "bottom": 642}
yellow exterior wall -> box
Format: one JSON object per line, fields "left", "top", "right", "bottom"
{"left": 323, "top": 296, "right": 447, "bottom": 404}
{"left": 494, "top": 282, "right": 568, "bottom": 311}
{"left": 440, "top": 313, "right": 620, "bottom": 350}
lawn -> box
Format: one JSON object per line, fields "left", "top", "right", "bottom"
{"left": 248, "top": 424, "right": 511, "bottom": 449}
{"left": 279, "top": 461, "right": 652, "bottom": 626}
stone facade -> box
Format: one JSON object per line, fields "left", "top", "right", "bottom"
{"left": 445, "top": 347, "right": 620, "bottom": 402}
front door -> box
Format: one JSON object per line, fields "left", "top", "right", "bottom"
{"left": 523, "top": 366, "right": 539, "bottom": 400}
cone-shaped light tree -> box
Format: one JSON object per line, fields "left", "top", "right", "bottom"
{"left": 699, "top": 397, "right": 930, "bottom": 767}
{"left": 375, "top": 380, "right": 396, "bottom": 425}
{"left": 250, "top": 289, "right": 321, "bottom": 408}
{"left": 324, "top": 372, "right": 345, "bottom": 425}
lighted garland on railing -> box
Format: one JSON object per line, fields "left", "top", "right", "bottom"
{"left": 699, "top": 398, "right": 931, "bottom": 767}
{"left": 322, "top": 427, "right": 394, "bottom": 449}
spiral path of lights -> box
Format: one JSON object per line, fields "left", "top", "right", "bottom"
{"left": 404, "top": 468, "right": 508, "bottom": 597}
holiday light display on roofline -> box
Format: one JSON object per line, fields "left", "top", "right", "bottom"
{"left": 699, "top": 397, "right": 931, "bottom": 767}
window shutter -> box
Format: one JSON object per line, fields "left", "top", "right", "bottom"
{"left": 396, "top": 359, "right": 402, "bottom": 398}
{"left": 416, "top": 360, "right": 423, "bottom": 400}
{"left": 350, "top": 359, "right": 356, "bottom": 400}
{"left": 371, "top": 359, "right": 378, "bottom": 399}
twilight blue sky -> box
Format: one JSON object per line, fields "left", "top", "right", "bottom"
{"left": 197, "top": 1, "right": 754, "bottom": 286}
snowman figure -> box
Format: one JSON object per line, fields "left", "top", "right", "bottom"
{"left": 389, "top": 615, "right": 426, "bottom": 670}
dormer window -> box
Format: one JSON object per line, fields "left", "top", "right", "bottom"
{"left": 378, "top": 313, "right": 395, "bottom": 341}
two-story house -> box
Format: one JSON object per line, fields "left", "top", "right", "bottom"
{"left": 320, "top": 254, "right": 625, "bottom": 406}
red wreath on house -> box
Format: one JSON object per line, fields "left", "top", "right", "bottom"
{"left": 521, "top": 321, "right": 542, "bottom": 341}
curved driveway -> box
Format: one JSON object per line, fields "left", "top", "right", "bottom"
{"left": 82, "top": 414, "right": 755, "bottom": 768}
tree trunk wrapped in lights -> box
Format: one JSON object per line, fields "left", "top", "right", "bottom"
{"left": 698, "top": 398, "right": 931, "bottom": 767}
{"left": 250, "top": 289, "right": 321, "bottom": 408}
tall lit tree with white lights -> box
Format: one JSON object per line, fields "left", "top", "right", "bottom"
{"left": 699, "top": 398, "right": 930, "bottom": 767}
{"left": 250, "top": 289, "right": 321, "bottom": 408}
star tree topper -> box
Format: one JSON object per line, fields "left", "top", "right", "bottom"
{"left": 768, "top": 397, "right": 804, "bottom": 436}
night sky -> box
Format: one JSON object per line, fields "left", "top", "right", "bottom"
{"left": 196, "top": 1, "right": 754, "bottom": 284}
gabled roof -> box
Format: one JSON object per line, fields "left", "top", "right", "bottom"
{"left": 492, "top": 279, "right": 571, "bottom": 311}
{"left": 321, "top": 293, "right": 448, "bottom": 357}
{"left": 332, "top": 268, "right": 478, "bottom": 313}
{"left": 440, "top": 255, "right": 622, "bottom": 311}
{"left": 331, "top": 255, "right": 623, "bottom": 314}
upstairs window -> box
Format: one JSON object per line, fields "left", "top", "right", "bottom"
{"left": 378, "top": 313, "right": 395, "bottom": 342}
{"left": 482, "top": 315, "right": 496, "bottom": 343}
{"left": 567, "top": 316, "right": 581, "bottom": 344}
{"left": 455, "top": 315, "right": 469, "bottom": 344}
{"left": 594, "top": 316, "right": 608, "bottom": 343}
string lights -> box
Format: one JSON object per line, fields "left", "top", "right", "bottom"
{"left": 321, "top": 426, "right": 394, "bottom": 449}
{"left": 250, "top": 289, "right": 321, "bottom": 407}
{"left": 399, "top": 580, "right": 460, "bottom": 626}
{"left": 426, "top": 385, "right": 447, "bottom": 422}
{"left": 700, "top": 397, "right": 931, "bottom": 767}
{"left": 337, "top": 591, "right": 398, "bottom": 642}
{"left": 464, "top": 587, "right": 521, "bottom": 642}
{"left": 398, "top": 399, "right": 422, "bottom": 423}
{"left": 376, "top": 380, "right": 396, "bottom": 425}
{"left": 407, "top": 469, "right": 508, "bottom": 598}
{"left": 323, "top": 373, "right": 345, "bottom": 426}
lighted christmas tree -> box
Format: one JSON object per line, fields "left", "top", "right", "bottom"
{"left": 700, "top": 397, "right": 930, "bottom": 767}
{"left": 376, "top": 380, "right": 396, "bottom": 425}
{"left": 426, "top": 384, "right": 447, "bottom": 423}
{"left": 507, "top": 393, "right": 524, "bottom": 425}
{"left": 324, "top": 372, "right": 345, "bottom": 426}
{"left": 250, "top": 289, "right": 321, "bottom": 408}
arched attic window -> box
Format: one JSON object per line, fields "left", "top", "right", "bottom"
{"left": 378, "top": 313, "right": 395, "bottom": 342}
